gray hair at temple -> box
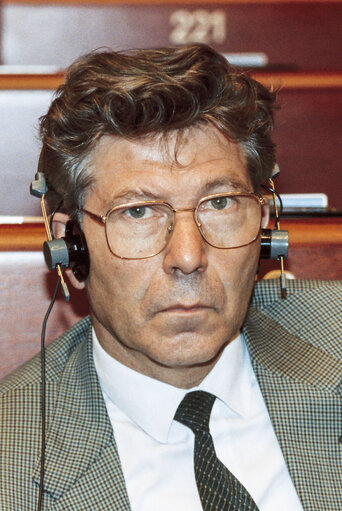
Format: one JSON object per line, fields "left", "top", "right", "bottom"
{"left": 39, "top": 43, "right": 277, "bottom": 220}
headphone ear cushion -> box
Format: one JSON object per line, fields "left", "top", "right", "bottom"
{"left": 64, "top": 220, "right": 89, "bottom": 282}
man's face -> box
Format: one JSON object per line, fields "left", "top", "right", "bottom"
{"left": 82, "top": 126, "right": 267, "bottom": 387}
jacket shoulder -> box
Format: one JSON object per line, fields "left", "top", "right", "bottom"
{"left": 0, "top": 316, "right": 94, "bottom": 510}
{"left": 251, "top": 278, "right": 342, "bottom": 308}
{"left": 250, "top": 279, "right": 342, "bottom": 358}
{"left": 0, "top": 315, "right": 92, "bottom": 395}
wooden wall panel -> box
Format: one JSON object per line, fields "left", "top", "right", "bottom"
{"left": 1, "top": 2, "right": 342, "bottom": 69}
{"left": 1, "top": 76, "right": 341, "bottom": 216}
{"left": 0, "top": 1, "right": 341, "bottom": 214}
{"left": 0, "top": 89, "right": 53, "bottom": 216}
{"left": 273, "top": 86, "right": 342, "bottom": 209}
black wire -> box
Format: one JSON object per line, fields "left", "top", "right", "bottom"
{"left": 261, "top": 184, "right": 284, "bottom": 226}
{"left": 49, "top": 199, "right": 63, "bottom": 238}
{"left": 37, "top": 277, "right": 61, "bottom": 511}
{"left": 276, "top": 192, "right": 284, "bottom": 218}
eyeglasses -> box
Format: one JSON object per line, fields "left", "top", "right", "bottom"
{"left": 81, "top": 192, "right": 265, "bottom": 259}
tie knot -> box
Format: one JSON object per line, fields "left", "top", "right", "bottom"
{"left": 174, "top": 391, "right": 216, "bottom": 434}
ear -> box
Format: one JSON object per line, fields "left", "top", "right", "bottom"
{"left": 261, "top": 202, "right": 270, "bottom": 229}
{"left": 51, "top": 212, "right": 86, "bottom": 290}
{"left": 51, "top": 211, "right": 69, "bottom": 238}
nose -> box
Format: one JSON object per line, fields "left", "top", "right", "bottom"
{"left": 163, "top": 212, "right": 208, "bottom": 275}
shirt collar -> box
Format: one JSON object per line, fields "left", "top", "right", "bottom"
{"left": 93, "top": 330, "right": 257, "bottom": 444}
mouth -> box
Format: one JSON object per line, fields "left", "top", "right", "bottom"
{"left": 159, "top": 304, "right": 212, "bottom": 314}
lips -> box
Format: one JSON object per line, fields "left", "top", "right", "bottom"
{"left": 159, "top": 303, "right": 211, "bottom": 313}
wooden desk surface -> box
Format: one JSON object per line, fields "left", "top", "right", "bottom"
{"left": 1, "top": 217, "right": 342, "bottom": 251}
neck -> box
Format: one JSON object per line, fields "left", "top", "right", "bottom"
{"left": 92, "top": 319, "right": 227, "bottom": 389}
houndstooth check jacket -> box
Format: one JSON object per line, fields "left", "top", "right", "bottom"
{"left": 1, "top": 279, "right": 341, "bottom": 510}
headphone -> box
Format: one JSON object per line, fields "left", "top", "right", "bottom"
{"left": 260, "top": 165, "right": 289, "bottom": 264}
{"left": 30, "top": 159, "right": 289, "bottom": 298}
{"left": 42, "top": 219, "right": 89, "bottom": 283}
{"left": 259, "top": 165, "right": 289, "bottom": 298}
{"left": 30, "top": 169, "right": 89, "bottom": 302}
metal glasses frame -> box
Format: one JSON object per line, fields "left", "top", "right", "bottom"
{"left": 80, "top": 191, "right": 266, "bottom": 260}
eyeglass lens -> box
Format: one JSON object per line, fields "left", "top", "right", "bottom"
{"left": 106, "top": 195, "right": 261, "bottom": 259}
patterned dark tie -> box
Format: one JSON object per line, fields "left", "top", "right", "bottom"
{"left": 174, "top": 390, "right": 259, "bottom": 511}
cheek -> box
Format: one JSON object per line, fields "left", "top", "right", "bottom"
{"left": 86, "top": 246, "right": 157, "bottom": 318}
{"left": 217, "top": 244, "right": 260, "bottom": 307}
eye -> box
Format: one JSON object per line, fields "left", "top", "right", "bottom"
{"left": 203, "top": 196, "right": 237, "bottom": 211}
{"left": 125, "top": 206, "right": 153, "bottom": 219}
{"left": 209, "top": 197, "right": 228, "bottom": 210}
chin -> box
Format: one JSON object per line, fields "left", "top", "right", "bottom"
{"left": 148, "top": 334, "right": 229, "bottom": 369}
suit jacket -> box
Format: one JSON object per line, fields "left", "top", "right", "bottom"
{"left": 1, "top": 279, "right": 341, "bottom": 510}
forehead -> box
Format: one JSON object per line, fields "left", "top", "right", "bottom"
{"left": 88, "top": 126, "right": 251, "bottom": 207}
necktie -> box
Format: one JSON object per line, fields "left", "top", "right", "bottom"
{"left": 174, "top": 390, "right": 259, "bottom": 511}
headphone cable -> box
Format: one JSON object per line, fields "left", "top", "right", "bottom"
{"left": 37, "top": 276, "right": 61, "bottom": 511}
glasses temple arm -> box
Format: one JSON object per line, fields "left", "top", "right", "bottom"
{"left": 80, "top": 208, "right": 106, "bottom": 224}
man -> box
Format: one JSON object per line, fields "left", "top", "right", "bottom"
{"left": 1, "top": 44, "right": 341, "bottom": 510}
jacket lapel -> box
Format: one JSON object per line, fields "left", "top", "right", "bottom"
{"left": 243, "top": 300, "right": 342, "bottom": 510}
{"left": 32, "top": 324, "right": 131, "bottom": 510}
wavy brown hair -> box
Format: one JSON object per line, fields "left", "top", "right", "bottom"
{"left": 39, "top": 44, "right": 277, "bottom": 219}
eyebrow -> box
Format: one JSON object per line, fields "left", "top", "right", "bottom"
{"left": 106, "top": 177, "right": 250, "bottom": 208}
{"left": 106, "top": 189, "right": 161, "bottom": 207}
{"left": 201, "top": 177, "right": 251, "bottom": 194}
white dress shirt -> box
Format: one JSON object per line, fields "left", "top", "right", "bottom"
{"left": 93, "top": 331, "right": 303, "bottom": 511}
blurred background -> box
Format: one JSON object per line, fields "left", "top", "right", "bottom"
{"left": 1, "top": 0, "right": 342, "bottom": 216}
{"left": 1, "top": 0, "right": 341, "bottom": 377}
